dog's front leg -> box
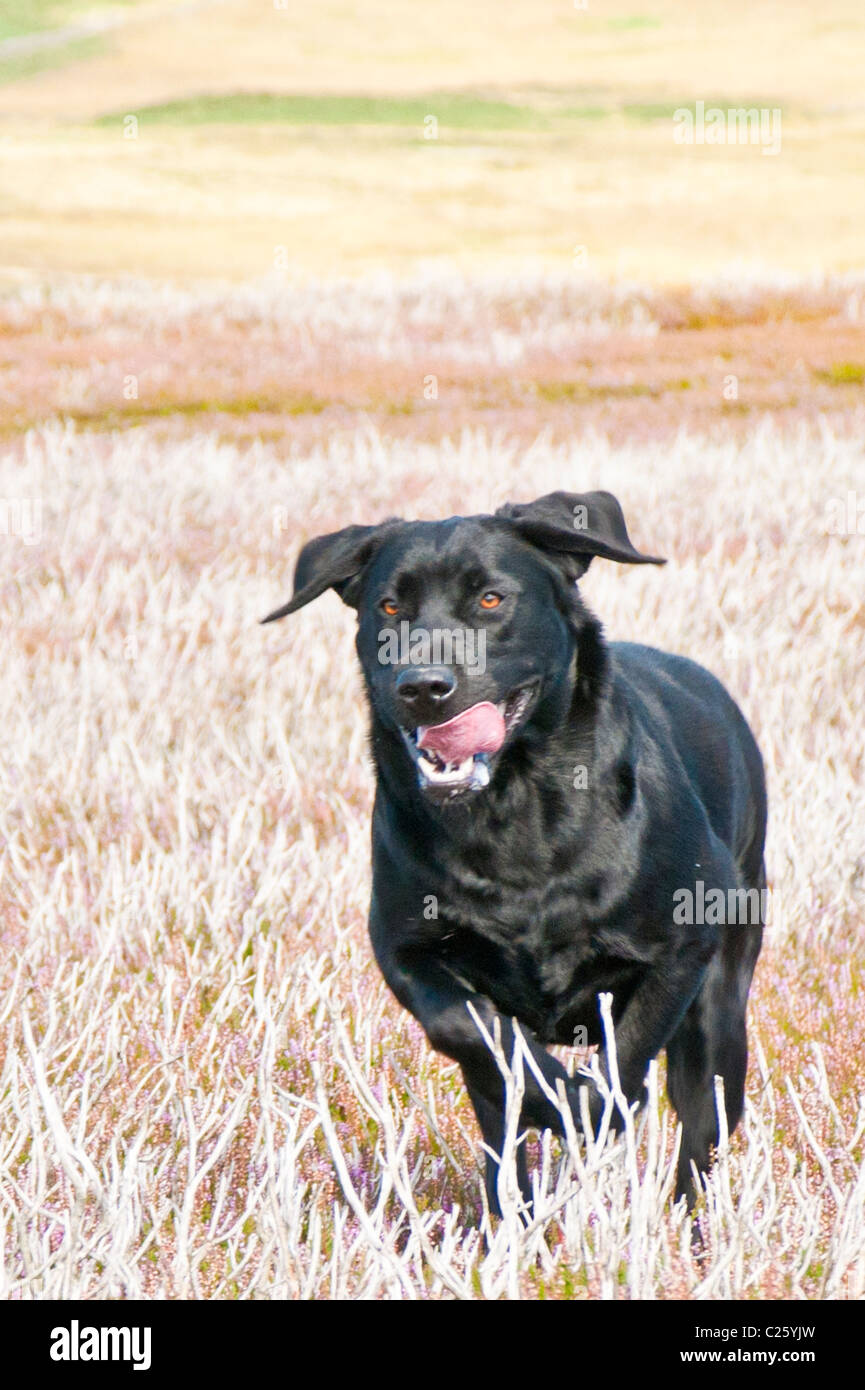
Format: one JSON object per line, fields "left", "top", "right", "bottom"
{"left": 379, "top": 947, "right": 576, "bottom": 1214}
{"left": 384, "top": 949, "right": 571, "bottom": 1124}
{"left": 587, "top": 934, "right": 718, "bottom": 1124}
{"left": 464, "top": 1076, "right": 532, "bottom": 1219}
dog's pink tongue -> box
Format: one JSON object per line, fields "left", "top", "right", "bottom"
{"left": 418, "top": 702, "right": 505, "bottom": 762}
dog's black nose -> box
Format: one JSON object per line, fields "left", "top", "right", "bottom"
{"left": 396, "top": 666, "right": 456, "bottom": 712}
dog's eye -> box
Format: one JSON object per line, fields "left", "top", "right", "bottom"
{"left": 381, "top": 599, "right": 399, "bottom": 617}
{"left": 480, "top": 592, "right": 502, "bottom": 610}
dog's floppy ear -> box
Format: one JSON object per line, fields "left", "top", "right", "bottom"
{"left": 261, "top": 520, "right": 403, "bottom": 623}
{"left": 496, "top": 490, "right": 665, "bottom": 579}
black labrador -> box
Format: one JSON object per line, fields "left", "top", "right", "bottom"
{"left": 263, "top": 491, "right": 766, "bottom": 1215}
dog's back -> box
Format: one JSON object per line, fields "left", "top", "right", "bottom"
{"left": 610, "top": 642, "right": 767, "bottom": 884}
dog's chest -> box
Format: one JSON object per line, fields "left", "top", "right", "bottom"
{"left": 436, "top": 874, "right": 609, "bottom": 1041}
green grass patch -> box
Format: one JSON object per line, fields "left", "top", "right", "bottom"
{"left": 3, "top": 392, "right": 333, "bottom": 437}
{"left": 560, "top": 104, "right": 609, "bottom": 120}
{"left": 0, "top": 33, "right": 102, "bottom": 85}
{"left": 0, "top": 1, "right": 144, "bottom": 42}
{"left": 624, "top": 97, "right": 783, "bottom": 122}
{"left": 815, "top": 361, "right": 865, "bottom": 385}
{"left": 623, "top": 102, "right": 678, "bottom": 122}
{"left": 535, "top": 380, "right": 656, "bottom": 403}
{"left": 97, "top": 91, "right": 563, "bottom": 132}
{"left": 606, "top": 15, "right": 662, "bottom": 30}
{"left": 96, "top": 88, "right": 799, "bottom": 135}
{"left": 95, "top": 391, "right": 331, "bottom": 424}
{"left": 0, "top": 2, "right": 92, "bottom": 43}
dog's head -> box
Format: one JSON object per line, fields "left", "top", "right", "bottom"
{"left": 263, "top": 492, "right": 663, "bottom": 804}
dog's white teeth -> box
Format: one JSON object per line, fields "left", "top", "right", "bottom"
{"left": 419, "top": 754, "right": 474, "bottom": 784}
{"left": 417, "top": 751, "right": 486, "bottom": 787}
{"left": 472, "top": 759, "right": 490, "bottom": 788}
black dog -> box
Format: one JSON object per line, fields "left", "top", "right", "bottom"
{"left": 263, "top": 491, "right": 766, "bottom": 1215}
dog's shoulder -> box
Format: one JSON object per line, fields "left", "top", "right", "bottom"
{"left": 608, "top": 641, "right": 751, "bottom": 730}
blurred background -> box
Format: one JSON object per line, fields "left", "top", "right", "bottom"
{"left": 2, "top": 0, "right": 864, "bottom": 282}
{"left": 1, "top": 0, "right": 864, "bottom": 444}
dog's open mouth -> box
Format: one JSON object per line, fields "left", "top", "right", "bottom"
{"left": 401, "top": 684, "right": 538, "bottom": 798}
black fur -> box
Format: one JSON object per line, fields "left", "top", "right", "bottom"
{"left": 263, "top": 491, "right": 766, "bottom": 1215}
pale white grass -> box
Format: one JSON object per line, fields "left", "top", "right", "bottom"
{"left": 0, "top": 414, "right": 862, "bottom": 1298}
{"left": 4, "top": 266, "right": 865, "bottom": 356}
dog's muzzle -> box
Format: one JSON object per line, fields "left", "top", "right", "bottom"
{"left": 400, "top": 685, "right": 538, "bottom": 799}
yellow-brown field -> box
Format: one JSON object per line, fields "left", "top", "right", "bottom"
{"left": 2, "top": 0, "right": 865, "bottom": 281}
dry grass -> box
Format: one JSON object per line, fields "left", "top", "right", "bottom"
{"left": 1, "top": 274, "right": 863, "bottom": 1295}
{"left": 3, "top": 268, "right": 865, "bottom": 448}
{"left": 2, "top": 1, "right": 865, "bottom": 281}
{"left": 6, "top": 0, "right": 865, "bottom": 116}
{"left": 4, "top": 118, "right": 864, "bottom": 284}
